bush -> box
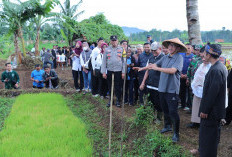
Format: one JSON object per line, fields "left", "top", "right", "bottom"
{"left": 134, "top": 106, "right": 154, "bottom": 127}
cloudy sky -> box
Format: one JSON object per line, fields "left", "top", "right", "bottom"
{"left": 64, "top": 0, "right": 232, "bottom": 31}
{"left": 1, "top": 0, "right": 232, "bottom": 31}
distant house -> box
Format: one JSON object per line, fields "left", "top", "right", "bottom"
{"left": 215, "top": 39, "right": 224, "bottom": 43}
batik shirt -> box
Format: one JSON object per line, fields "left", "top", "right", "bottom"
{"left": 187, "top": 55, "right": 202, "bottom": 82}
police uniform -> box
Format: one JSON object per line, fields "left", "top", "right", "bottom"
{"left": 101, "top": 37, "right": 125, "bottom": 106}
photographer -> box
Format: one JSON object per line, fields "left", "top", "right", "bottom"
{"left": 1, "top": 63, "right": 20, "bottom": 89}
{"left": 42, "top": 65, "right": 59, "bottom": 89}
{"left": 31, "top": 64, "right": 44, "bottom": 89}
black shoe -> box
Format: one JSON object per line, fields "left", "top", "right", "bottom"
{"left": 160, "top": 125, "right": 172, "bottom": 134}
{"left": 172, "top": 133, "right": 179, "bottom": 143}
{"left": 186, "top": 123, "right": 199, "bottom": 128}
{"left": 129, "top": 103, "right": 134, "bottom": 106}
{"left": 116, "top": 101, "right": 121, "bottom": 108}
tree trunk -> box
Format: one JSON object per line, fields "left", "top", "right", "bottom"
{"left": 18, "top": 25, "right": 27, "bottom": 57}
{"left": 186, "top": 0, "right": 203, "bottom": 45}
{"left": 35, "top": 26, "right": 41, "bottom": 56}
{"left": 14, "top": 30, "right": 22, "bottom": 64}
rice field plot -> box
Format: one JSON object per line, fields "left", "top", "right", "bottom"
{"left": 0, "top": 93, "right": 92, "bottom": 157}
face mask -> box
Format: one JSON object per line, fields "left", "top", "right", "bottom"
{"left": 83, "top": 47, "right": 88, "bottom": 51}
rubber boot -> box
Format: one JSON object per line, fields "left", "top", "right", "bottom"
{"left": 172, "top": 119, "right": 180, "bottom": 143}
{"left": 160, "top": 114, "right": 172, "bottom": 133}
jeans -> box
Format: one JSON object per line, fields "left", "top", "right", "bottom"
{"left": 82, "top": 70, "right": 91, "bottom": 90}
{"left": 44, "top": 61, "right": 54, "bottom": 69}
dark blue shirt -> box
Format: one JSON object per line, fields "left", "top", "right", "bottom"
{"left": 180, "top": 53, "right": 194, "bottom": 74}
{"left": 138, "top": 52, "right": 153, "bottom": 77}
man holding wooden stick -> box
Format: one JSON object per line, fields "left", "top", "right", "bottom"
{"left": 101, "top": 35, "right": 125, "bottom": 108}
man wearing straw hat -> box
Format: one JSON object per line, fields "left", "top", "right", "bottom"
{"left": 148, "top": 38, "right": 186, "bottom": 142}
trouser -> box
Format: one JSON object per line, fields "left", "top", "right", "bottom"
{"left": 199, "top": 119, "right": 221, "bottom": 157}
{"left": 159, "top": 92, "right": 180, "bottom": 128}
{"left": 102, "top": 78, "right": 108, "bottom": 97}
{"left": 226, "top": 93, "right": 232, "bottom": 124}
{"left": 134, "top": 77, "right": 139, "bottom": 102}
{"left": 44, "top": 78, "right": 59, "bottom": 88}
{"left": 82, "top": 71, "right": 92, "bottom": 90}
{"left": 125, "top": 79, "right": 134, "bottom": 104}
{"left": 148, "top": 88, "right": 162, "bottom": 113}
{"left": 72, "top": 70, "right": 83, "bottom": 90}
{"left": 107, "top": 71, "right": 122, "bottom": 102}
{"left": 179, "top": 78, "right": 187, "bottom": 108}
{"left": 44, "top": 61, "right": 54, "bottom": 69}
{"left": 91, "top": 70, "right": 103, "bottom": 95}
{"left": 53, "top": 60, "right": 57, "bottom": 69}
{"left": 138, "top": 75, "right": 147, "bottom": 104}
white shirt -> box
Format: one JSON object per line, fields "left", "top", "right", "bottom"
{"left": 191, "top": 63, "right": 211, "bottom": 98}
{"left": 72, "top": 56, "right": 82, "bottom": 71}
{"left": 91, "top": 47, "right": 101, "bottom": 70}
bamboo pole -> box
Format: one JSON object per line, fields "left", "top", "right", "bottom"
{"left": 109, "top": 73, "right": 114, "bottom": 157}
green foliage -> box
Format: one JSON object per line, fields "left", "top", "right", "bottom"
{"left": 134, "top": 106, "right": 154, "bottom": 127}
{"left": 0, "top": 97, "right": 14, "bottom": 132}
{"left": 130, "top": 28, "right": 232, "bottom": 43}
{"left": 0, "top": 93, "right": 92, "bottom": 156}
{"left": 0, "top": 35, "right": 14, "bottom": 59}
{"left": 78, "top": 13, "right": 128, "bottom": 43}
{"left": 131, "top": 129, "right": 190, "bottom": 157}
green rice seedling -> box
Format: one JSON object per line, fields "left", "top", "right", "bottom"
{"left": 0, "top": 93, "right": 92, "bottom": 157}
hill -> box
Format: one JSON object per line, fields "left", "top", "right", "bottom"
{"left": 121, "top": 26, "right": 146, "bottom": 37}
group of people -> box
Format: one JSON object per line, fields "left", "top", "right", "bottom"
{"left": 1, "top": 63, "right": 59, "bottom": 89}
{"left": 1, "top": 34, "right": 232, "bottom": 157}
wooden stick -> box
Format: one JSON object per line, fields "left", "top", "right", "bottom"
{"left": 109, "top": 73, "right": 114, "bottom": 157}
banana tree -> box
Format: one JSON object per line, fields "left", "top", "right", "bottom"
{"left": 0, "top": 0, "right": 57, "bottom": 61}
{"left": 54, "top": 0, "right": 84, "bottom": 46}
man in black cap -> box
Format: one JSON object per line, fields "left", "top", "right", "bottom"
{"left": 101, "top": 35, "right": 125, "bottom": 107}
{"left": 147, "top": 35, "right": 154, "bottom": 44}
{"left": 197, "top": 44, "right": 227, "bottom": 157}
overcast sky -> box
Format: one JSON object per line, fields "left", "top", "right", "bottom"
{"left": 64, "top": 0, "right": 232, "bottom": 31}
{"left": 1, "top": 0, "right": 232, "bottom": 31}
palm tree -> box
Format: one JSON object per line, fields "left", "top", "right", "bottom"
{"left": 186, "top": 0, "right": 203, "bottom": 45}
{"left": 56, "top": 0, "right": 84, "bottom": 46}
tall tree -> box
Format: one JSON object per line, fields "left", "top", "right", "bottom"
{"left": 186, "top": 0, "right": 203, "bottom": 45}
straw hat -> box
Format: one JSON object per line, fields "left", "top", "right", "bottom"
{"left": 162, "top": 38, "right": 187, "bottom": 52}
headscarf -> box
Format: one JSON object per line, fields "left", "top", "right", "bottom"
{"left": 74, "top": 41, "right": 83, "bottom": 55}
{"left": 101, "top": 43, "right": 108, "bottom": 54}
{"left": 205, "top": 44, "right": 222, "bottom": 56}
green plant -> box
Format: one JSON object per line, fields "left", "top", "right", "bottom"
{"left": 134, "top": 106, "right": 154, "bottom": 127}
{"left": 0, "top": 93, "right": 92, "bottom": 156}
{"left": 0, "top": 97, "right": 14, "bottom": 131}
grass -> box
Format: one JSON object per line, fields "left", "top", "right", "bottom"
{"left": 0, "top": 93, "right": 92, "bottom": 157}
{"left": 0, "top": 97, "right": 15, "bottom": 132}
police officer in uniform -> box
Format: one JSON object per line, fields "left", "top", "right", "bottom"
{"left": 101, "top": 35, "right": 125, "bottom": 107}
